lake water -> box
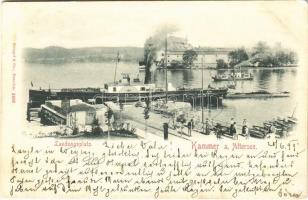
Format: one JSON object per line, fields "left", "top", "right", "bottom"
{"left": 23, "top": 61, "right": 298, "bottom": 126}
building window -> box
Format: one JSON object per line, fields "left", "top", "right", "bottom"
{"left": 140, "top": 87, "right": 145, "bottom": 91}
{"left": 113, "top": 87, "right": 117, "bottom": 92}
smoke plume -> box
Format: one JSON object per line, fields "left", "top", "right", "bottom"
{"left": 144, "top": 24, "right": 179, "bottom": 84}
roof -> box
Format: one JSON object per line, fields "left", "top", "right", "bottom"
{"left": 194, "top": 47, "right": 235, "bottom": 53}
{"left": 164, "top": 47, "right": 235, "bottom": 55}
{"left": 69, "top": 103, "right": 96, "bottom": 112}
{"left": 104, "top": 101, "right": 120, "bottom": 111}
{"left": 41, "top": 105, "right": 67, "bottom": 119}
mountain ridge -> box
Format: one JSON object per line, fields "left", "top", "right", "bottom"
{"left": 23, "top": 46, "right": 144, "bottom": 64}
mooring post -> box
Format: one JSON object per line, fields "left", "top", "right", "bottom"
{"left": 163, "top": 122, "right": 168, "bottom": 140}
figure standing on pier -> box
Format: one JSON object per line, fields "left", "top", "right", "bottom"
{"left": 187, "top": 120, "right": 192, "bottom": 136}
{"left": 229, "top": 118, "right": 234, "bottom": 135}
{"left": 215, "top": 123, "right": 222, "bottom": 139}
{"left": 232, "top": 122, "right": 238, "bottom": 140}
{"left": 127, "top": 75, "right": 131, "bottom": 85}
{"left": 242, "top": 119, "right": 249, "bottom": 139}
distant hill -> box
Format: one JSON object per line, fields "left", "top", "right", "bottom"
{"left": 23, "top": 46, "right": 144, "bottom": 64}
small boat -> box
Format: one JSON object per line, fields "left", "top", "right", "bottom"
{"left": 263, "top": 117, "right": 297, "bottom": 134}
{"left": 252, "top": 125, "right": 269, "bottom": 133}
{"left": 212, "top": 72, "right": 253, "bottom": 81}
{"left": 250, "top": 115, "right": 297, "bottom": 139}
{"left": 264, "top": 121, "right": 286, "bottom": 129}
{"left": 272, "top": 121, "right": 293, "bottom": 130}
{"left": 219, "top": 126, "right": 233, "bottom": 137}
{"left": 276, "top": 119, "right": 295, "bottom": 127}
{"left": 287, "top": 116, "right": 297, "bottom": 123}
{"left": 249, "top": 128, "right": 267, "bottom": 138}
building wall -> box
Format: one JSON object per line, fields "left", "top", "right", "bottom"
{"left": 157, "top": 49, "right": 231, "bottom": 67}
{"left": 67, "top": 111, "right": 86, "bottom": 128}
{"left": 67, "top": 108, "right": 106, "bottom": 128}
{"left": 95, "top": 108, "right": 107, "bottom": 125}
{"left": 85, "top": 111, "right": 96, "bottom": 125}
{"left": 195, "top": 53, "right": 229, "bottom": 66}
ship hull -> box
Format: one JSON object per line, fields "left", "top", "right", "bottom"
{"left": 28, "top": 88, "right": 228, "bottom": 108}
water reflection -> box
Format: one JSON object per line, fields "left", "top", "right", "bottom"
{"left": 142, "top": 70, "right": 296, "bottom": 105}
{"left": 256, "top": 70, "right": 272, "bottom": 91}
{"left": 149, "top": 67, "right": 297, "bottom": 93}
{"left": 24, "top": 62, "right": 297, "bottom": 94}
{"left": 153, "top": 69, "right": 195, "bottom": 88}
{"left": 181, "top": 69, "right": 194, "bottom": 86}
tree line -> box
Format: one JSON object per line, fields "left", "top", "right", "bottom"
{"left": 219, "top": 41, "right": 298, "bottom": 68}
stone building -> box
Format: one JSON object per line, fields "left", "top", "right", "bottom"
{"left": 155, "top": 36, "right": 234, "bottom": 68}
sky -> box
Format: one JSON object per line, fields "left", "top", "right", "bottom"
{"left": 6, "top": 1, "right": 307, "bottom": 49}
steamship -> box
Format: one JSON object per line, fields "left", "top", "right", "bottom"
{"left": 28, "top": 74, "right": 228, "bottom": 108}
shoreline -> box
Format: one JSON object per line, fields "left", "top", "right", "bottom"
{"left": 144, "top": 66, "right": 298, "bottom": 71}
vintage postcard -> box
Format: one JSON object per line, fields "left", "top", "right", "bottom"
{"left": 0, "top": 1, "right": 307, "bottom": 199}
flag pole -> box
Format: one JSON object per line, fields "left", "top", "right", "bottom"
{"left": 113, "top": 51, "right": 119, "bottom": 83}
{"left": 165, "top": 35, "right": 168, "bottom": 103}
{"left": 201, "top": 56, "right": 204, "bottom": 132}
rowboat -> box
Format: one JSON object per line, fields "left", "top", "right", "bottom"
{"left": 252, "top": 125, "right": 269, "bottom": 133}
{"left": 249, "top": 128, "right": 267, "bottom": 138}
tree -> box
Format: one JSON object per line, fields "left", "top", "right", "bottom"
{"left": 182, "top": 50, "right": 198, "bottom": 67}
{"left": 251, "top": 41, "right": 271, "bottom": 57}
{"left": 250, "top": 42, "right": 298, "bottom": 67}
{"left": 259, "top": 52, "right": 275, "bottom": 67}
{"left": 228, "top": 48, "right": 249, "bottom": 67}
{"left": 216, "top": 59, "right": 228, "bottom": 68}
{"left": 287, "top": 51, "right": 297, "bottom": 64}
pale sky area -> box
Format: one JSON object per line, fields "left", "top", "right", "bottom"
{"left": 9, "top": 1, "right": 307, "bottom": 49}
